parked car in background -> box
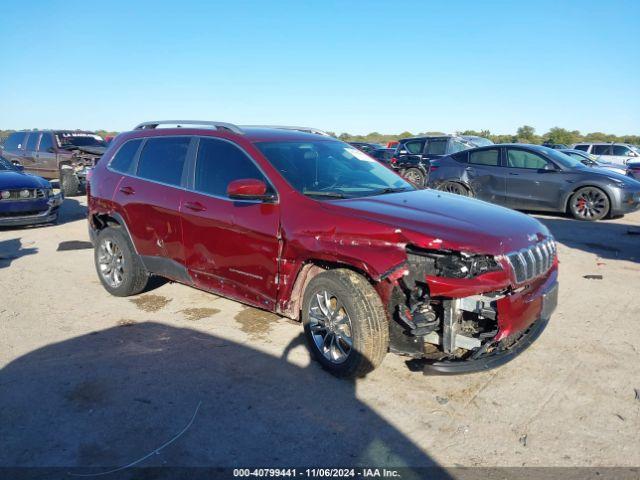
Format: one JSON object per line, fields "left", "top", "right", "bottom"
{"left": 559, "top": 149, "right": 628, "bottom": 176}
{"left": 627, "top": 160, "right": 640, "bottom": 180}
{"left": 369, "top": 148, "right": 396, "bottom": 166}
{"left": 347, "top": 142, "right": 383, "bottom": 154}
{"left": 88, "top": 120, "right": 558, "bottom": 377}
{"left": 542, "top": 142, "right": 569, "bottom": 150}
{"left": 571, "top": 142, "right": 640, "bottom": 165}
{"left": 1, "top": 130, "right": 107, "bottom": 196}
{"left": 392, "top": 135, "right": 493, "bottom": 187}
{"left": 0, "top": 155, "right": 62, "bottom": 227}
{"left": 427, "top": 144, "right": 640, "bottom": 221}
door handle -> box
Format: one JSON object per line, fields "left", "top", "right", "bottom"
{"left": 184, "top": 201, "right": 206, "bottom": 212}
{"left": 465, "top": 166, "right": 474, "bottom": 171}
{"left": 509, "top": 172, "right": 519, "bottom": 176}
{"left": 119, "top": 186, "right": 135, "bottom": 195}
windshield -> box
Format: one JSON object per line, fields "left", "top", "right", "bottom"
{"left": 56, "top": 133, "right": 106, "bottom": 149}
{"left": 256, "top": 141, "right": 414, "bottom": 199}
{"left": 541, "top": 147, "right": 586, "bottom": 169}
{"left": 0, "top": 156, "right": 18, "bottom": 171}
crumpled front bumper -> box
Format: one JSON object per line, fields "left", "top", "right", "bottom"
{"left": 0, "top": 194, "right": 63, "bottom": 227}
{"left": 422, "top": 277, "right": 558, "bottom": 375}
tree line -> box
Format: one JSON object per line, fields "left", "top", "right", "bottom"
{"left": 2, "top": 126, "right": 639, "bottom": 147}
{"left": 335, "top": 126, "right": 640, "bottom": 146}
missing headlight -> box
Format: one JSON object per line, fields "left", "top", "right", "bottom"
{"left": 407, "top": 247, "right": 500, "bottom": 279}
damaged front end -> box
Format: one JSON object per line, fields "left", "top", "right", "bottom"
{"left": 389, "top": 242, "right": 558, "bottom": 374}
{"left": 61, "top": 145, "right": 106, "bottom": 184}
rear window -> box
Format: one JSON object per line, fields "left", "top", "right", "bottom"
{"left": 109, "top": 139, "right": 142, "bottom": 174}
{"left": 136, "top": 137, "right": 190, "bottom": 186}
{"left": 469, "top": 149, "right": 500, "bottom": 166}
{"left": 3, "top": 132, "right": 26, "bottom": 151}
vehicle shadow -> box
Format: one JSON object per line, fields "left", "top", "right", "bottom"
{"left": 533, "top": 214, "right": 640, "bottom": 263}
{"left": 58, "top": 197, "right": 88, "bottom": 224}
{"left": 0, "top": 322, "right": 449, "bottom": 478}
{"left": 0, "top": 238, "right": 38, "bottom": 269}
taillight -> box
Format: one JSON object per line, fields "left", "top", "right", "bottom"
{"left": 390, "top": 157, "right": 398, "bottom": 165}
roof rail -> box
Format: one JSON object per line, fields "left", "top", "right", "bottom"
{"left": 242, "top": 125, "right": 333, "bottom": 137}
{"left": 133, "top": 120, "right": 244, "bottom": 135}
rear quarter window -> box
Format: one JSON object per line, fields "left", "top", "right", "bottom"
{"left": 109, "top": 139, "right": 143, "bottom": 174}
{"left": 451, "top": 151, "right": 468, "bottom": 163}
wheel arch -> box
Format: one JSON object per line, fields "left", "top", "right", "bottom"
{"left": 277, "top": 258, "right": 379, "bottom": 321}
{"left": 562, "top": 183, "right": 613, "bottom": 215}
{"left": 90, "top": 212, "right": 139, "bottom": 254}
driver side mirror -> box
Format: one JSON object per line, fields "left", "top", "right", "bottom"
{"left": 227, "top": 178, "right": 274, "bottom": 202}
{"left": 543, "top": 163, "right": 558, "bottom": 171}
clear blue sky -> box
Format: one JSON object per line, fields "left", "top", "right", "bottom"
{"left": 1, "top": 0, "right": 638, "bottom": 135}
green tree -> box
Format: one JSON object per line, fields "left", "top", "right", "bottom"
{"left": 543, "top": 127, "right": 580, "bottom": 146}
{"left": 516, "top": 125, "right": 539, "bottom": 144}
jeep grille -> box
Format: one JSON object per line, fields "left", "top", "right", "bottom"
{"left": 506, "top": 239, "right": 556, "bottom": 284}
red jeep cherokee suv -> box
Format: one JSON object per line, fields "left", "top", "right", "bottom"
{"left": 88, "top": 120, "right": 558, "bottom": 377}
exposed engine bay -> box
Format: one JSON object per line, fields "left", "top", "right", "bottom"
{"left": 390, "top": 246, "right": 507, "bottom": 361}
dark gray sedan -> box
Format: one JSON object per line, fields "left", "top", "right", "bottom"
{"left": 427, "top": 144, "right": 640, "bottom": 221}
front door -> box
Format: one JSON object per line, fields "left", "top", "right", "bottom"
{"left": 180, "top": 137, "right": 280, "bottom": 309}
{"left": 504, "top": 147, "right": 566, "bottom": 211}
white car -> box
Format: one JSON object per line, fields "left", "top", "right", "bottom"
{"left": 571, "top": 143, "right": 640, "bottom": 165}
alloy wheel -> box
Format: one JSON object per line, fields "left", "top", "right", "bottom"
{"left": 440, "top": 182, "right": 467, "bottom": 195}
{"left": 97, "top": 239, "right": 125, "bottom": 288}
{"left": 308, "top": 290, "right": 353, "bottom": 364}
{"left": 571, "top": 187, "right": 608, "bottom": 220}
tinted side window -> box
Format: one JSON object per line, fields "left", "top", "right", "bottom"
{"left": 470, "top": 149, "right": 500, "bottom": 166}
{"left": 425, "top": 139, "right": 448, "bottom": 155}
{"left": 38, "top": 133, "right": 53, "bottom": 152}
{"left": 573, "top": 144, "right": 589, "bottom": 151}
{"left": 4, "top": 132, "right": 26, "bottom": 151}
{"left": 109, "top": 139, "right": 142, "bottom": 174}
{"left": 404, "top": 140, "right": 424, "bottom": 154}
{"left": 592, "top": 145, "right": 611, "bottom": 155}
{"left": 507, "top": 149, "right": 549, "bottom": 169}
{"left": 194, "top": 138, "right": 268, "bottom": 198}
{"left": 137, "top": 137, "right": 190, "bottom": 186}
{"left": 26, "top": 133, "right": 40, "bottom": 151}
{"left": 612, "top": 145, "right": 631, "bottom": 156}
{"left": 451, "top": 151, "right": 468, "bottom": 163}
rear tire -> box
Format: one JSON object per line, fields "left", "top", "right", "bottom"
{"left": 94, "top": 226, "right": 149, "bottom": 296}
{"left": 569, "top": 186, "right": 610, "bottom": 221}
{"left": 438, "top": 181, "right": 469, "bottom": 196}
{"left": 302, "top": 269, "right": 389, "bottom": 378}
{"left": 403, "top": 168, "right": 426, "bottom": 188}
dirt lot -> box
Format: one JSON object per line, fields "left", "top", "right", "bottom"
{"left": 1, "top": 197, "right": 639, "bottom": 470}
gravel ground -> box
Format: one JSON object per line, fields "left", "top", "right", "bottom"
{"left": 0, "top": 197, "right": 639, "bottom": 470}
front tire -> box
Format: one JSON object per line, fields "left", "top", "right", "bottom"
{"left": 569, "top": 187, "right": 610, "bottom": 221}
{"left": 302, "top": 269, "right": 389, "bottom": 378}
{"left": 403, "top": 168, "right": 426, "bottom": 188}
{"left": 60, "top": 172, "right": 80, "bottom": 197}
{"left": 94, "top": 226, "right": 149, "bottom": 296}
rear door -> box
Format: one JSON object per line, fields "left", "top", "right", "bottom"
{"left": 591, "top": 144, "right": 614, "bottom": 162}
{"left": 112, "top": 136, "right": 193, "bottom": 281}
{"left": 463, "top": 147, "right": 507, "bottom": 204}
{"left": 504, "top": 147, "right": 565, "bottom": 211}
{"left": 180, "top": 137, "right": 280, "bottom": 308}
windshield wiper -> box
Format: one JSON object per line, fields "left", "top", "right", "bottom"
{"left": 302, "top": 190, "right": 347, "bottom": 198}
{"left": 368, "top": 187, "right": 411, "bottom": 196}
